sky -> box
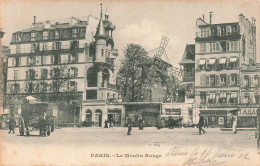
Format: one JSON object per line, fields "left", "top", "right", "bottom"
{"left": 0, "top": 0, "right": 260, "bottom": 68}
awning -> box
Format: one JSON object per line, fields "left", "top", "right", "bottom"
{"left": 209, "top": 59, "right": 216, "bottom": 64}
{"left": 230, "top": 57, "right": 237, "bottom": 62}
{"left": 219, "top": 58, "right": 226, "bottom": 64}
{"left": 209, "top": 93, "right": 216, "bottom": 99}
{"left": 199, "top": 59, "right": 206, "bottom": 65}
{"left": 220, "top": 92, "right": 226, "bottom": 98}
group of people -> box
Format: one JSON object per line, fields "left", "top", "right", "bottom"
{"left": 104, "top": 118, "right": 116, "bottom": 128}
{"left": 197, "top": 111, "right": 238, "bottom": 135}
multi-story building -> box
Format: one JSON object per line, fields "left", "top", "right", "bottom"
{"left": 194, "top": 13, "right": 257, "bottom": 127}
{"left": 6, "top": 8, "right": 121, "bottom": 127}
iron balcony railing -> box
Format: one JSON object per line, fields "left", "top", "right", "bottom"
{"left": 196, "top": 31, "right": 240, "bottom": 39}
{"left": 10, "top": 44, "right": 85, "bottom": 55}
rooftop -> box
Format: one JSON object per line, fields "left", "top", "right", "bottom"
{"left": 179, "top": 44, "right": 195, "bottom": 65}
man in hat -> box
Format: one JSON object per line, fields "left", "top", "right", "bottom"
{"left": 9, "top": 115, "right": 16, "bottom": 134}
{"left": 198, "top": 114, "right": 206, "bottom": 135}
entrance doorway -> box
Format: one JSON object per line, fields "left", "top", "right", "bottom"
{"left": 95, "top": 110, "right": 102, "bottom": 127}
{"left": 142, "top": 112, "right": 158, "bottom": 127}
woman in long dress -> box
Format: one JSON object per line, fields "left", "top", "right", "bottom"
{"left": 232, "top": 113, "right": 238, "bottom": 134}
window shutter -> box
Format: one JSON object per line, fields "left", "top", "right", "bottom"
{"left": 68, "top": 68, "right": 70, "bottom": 77}
{"left": 227, "top": 75, "right": 231, "bottom": 86}
{"left": 52, "top": 42, "right": 55, "bottom": 50}
{"left": 216, "top": 75, "right": 220, "bottom": 86}
{"left": 227, "top": 58, "right": 230, "bottom": 68}
{"left": 206, "top": 59, "right": 209, "bottom": 69}
{"left": 241, "top": 76, "right": 244, "bottom": 87}
{"left": 68, "top": 54, "right": 71, "bottom": 63}
{"left": 51, "top": 55, "right": 54, "bottom": 64}
{"left": 237, "top": 74, "right": 240, "bottom": 85}
{"left": 26, "top": 71, "right": 28, "bottom": 79}
{"left": 50, "top": 69, "right": 53, "bottom": 78}
{"left": 200, "top": 75, "right": 203, "bottom": 86}
{"left": 19, "top": 57, "right": 21, "bottom": 66}
{"left": 58, "top": 54, "right": 61, "bottom": 64}
{"left": 27, "top": 57, "right": 29, "bottom": 66}
{"left": 216, "top": 58, "right": 219, "bottom": 69}
{"left": 249, "top": 76, "right": 253, "bottom": 87}
{"left": 75, "top": 68, "right": 78, "bottom": 77}
{"left": 75, "top": 82, "right": 78, "bottom": 91}
{"left": 76, "top": 54, "right": 78, "bottom": 62}
{"left": 206, "top": 75, "right": 210, "bottom": 86}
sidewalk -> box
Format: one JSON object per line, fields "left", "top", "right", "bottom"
{"left": 220, "top": 128, "right": 257, "bottom": 131}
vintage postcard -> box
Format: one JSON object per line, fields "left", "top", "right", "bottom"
{"left": 0, "top": 0, "right": 260, "bottom": 165}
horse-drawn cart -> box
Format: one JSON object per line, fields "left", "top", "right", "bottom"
{"left": 19, "top": 102, "right": 55, "bottom": 136}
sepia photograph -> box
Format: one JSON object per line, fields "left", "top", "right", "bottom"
{"left": 0, "top": 0, "right": 260, "bottom": 165}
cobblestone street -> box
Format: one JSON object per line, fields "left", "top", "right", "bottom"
{"left": 1, "top": 127, "right": 259, "bottom": 166}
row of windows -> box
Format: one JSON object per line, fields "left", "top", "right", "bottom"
{"left": 199, "top": 74, "right": 260, "bottom": 87}
{"left": 199, "top": 41, "right": 238, "bottom": 53}
{"left": 12, "top": 40, "right": 81, "bottom": 54}
{"left": 9, "top": 54, "right": 79, "bottom": 67}
{"left": 198, "top": 57, "right": 239, "bottom": 70}
{"left": 13, "top": 27, "right": 86, "bottom": 42}
{"left": 199, "top": 91, "right": 259, "bottom": 105}
{"left": 198, "top": 24, "right": 239, "bottom": 38}
{"left": 200, "top": 91, "right": 239, "bottom": 105}
{"left": 8, "top": 81, "right": 78, "bottom": 94}
{"left": 12, "top": 67, "right": 79, "bottom": 80}
{"left": 199, "top": 74, "right": 240, "bottom": 87}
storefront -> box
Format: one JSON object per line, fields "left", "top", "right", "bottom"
{"left": 199, "top": 110, "right": 228, "bottom": 127}
{"left": 125, "top": 103, "right": 161, "bottom": 127}
{"left": 237, "top": 107, "right": 258, "bottom": 127}
{"left": 107, "top": 109, "right": 121, "bottom": 127}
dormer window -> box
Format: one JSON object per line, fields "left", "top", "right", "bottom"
{"left": 16, "top": 33, "right": 22, "bottom": 42}
{"left": 43, "top": 31, "right": 48, "bottom": 40}
{"left": 55, "top": 30, "right": 60, "bottom": 39}
{"left": 31, "top": 31, "right": 36, "bottom": 41}
{"left": 72, "top": 28, "right": 78, "bottom": 38}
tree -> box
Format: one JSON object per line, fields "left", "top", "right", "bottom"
{"left": 119, "top": 44, "right": 152, "bottom": 102}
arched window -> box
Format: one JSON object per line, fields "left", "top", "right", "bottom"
{"left": 85, "top": 110, "right": 92, "bottom": 122}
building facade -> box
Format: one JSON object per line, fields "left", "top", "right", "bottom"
{"left": 194, "top": 14, "right": 258, "bottom": 127}
{"left": 6, "top": 8, "right": 121, "bottom": 127}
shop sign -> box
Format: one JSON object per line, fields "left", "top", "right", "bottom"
{"left": 238, "top": 108, "right": 257, "bottom": 117}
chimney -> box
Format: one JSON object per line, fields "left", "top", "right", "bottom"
{"left": 202, "top": 13, "right": 205, "bottom": 21}
{"left": 34, "top": 16, "right": 36, "bottom": 24}
{"left": 209, "top": 12, "right": 212, "bottom": 24}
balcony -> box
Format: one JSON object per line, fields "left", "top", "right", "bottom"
{"left": 196, "top": 32, "right": 241, "bottom": 41}
{"left": 105, "top": 57, "right": 114, "bottom": 65}
{"left": 10, "top": 44, "right": 85, "bottom": 55}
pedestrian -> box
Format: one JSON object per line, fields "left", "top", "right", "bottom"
{"left": 204, "top": 118, "right": 208, "bottom": 128}
{"left": 232, "top": 112, "right": 238, "bottom": 134}
{"left": 198, "top": 114, "right": 206, "bottom": 135}
{"left": 156, "top": 117, "right": 162, "bottom": 130}
{"left": 138, "top": 118, "right": 143, "bottom": 130}
{"left": 109, "top": 118, "right": 112, "bottom": 127}
{"left": 127, "top": 117, "right": 132, "bottom": 135}
{"left": 8, "top": 115, "right": 16, "bottom": 134}
{"left": 104, "top": 119, "right": 108, "bottom": 128}
{"left": 169, "top": 117, "right": 174, "bottom": 129}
